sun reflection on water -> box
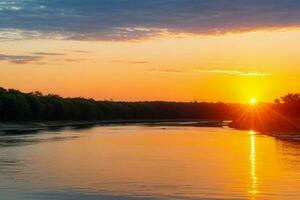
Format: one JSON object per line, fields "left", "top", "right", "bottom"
{"left": 249, "top": 130, "right": 258, "bottom": 196}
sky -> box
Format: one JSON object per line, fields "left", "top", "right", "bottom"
{"left": 0, "top": 0, "right": 300, "bottom": 103}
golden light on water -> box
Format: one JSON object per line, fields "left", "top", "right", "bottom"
{"left": 2, "top": 126, "right": 300, "bottom": 199}
{"left": 249, "top": 130, "right": 258, "bottom": 196}
{"left": 249, "top": 130, "right": 256, "bottom": 135}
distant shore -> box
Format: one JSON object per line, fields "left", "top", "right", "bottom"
{"left": 0, "top": 119, "right": 228, "bottom": 134}
{"left": 229, "top": 116, "right": 300, "bottom": 136}
{"left": 1, "top": 119, "right": 300, "bottom": 138}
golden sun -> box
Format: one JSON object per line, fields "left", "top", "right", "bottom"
{"left": 250, "top": 98, "right": 257, "bottom": 105}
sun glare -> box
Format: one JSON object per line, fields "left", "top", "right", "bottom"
{"left": 250, "top": 98, "right": 257, "bottom": 105}
{"left": 249, "top": 130, "right": 256, "bottom": 135}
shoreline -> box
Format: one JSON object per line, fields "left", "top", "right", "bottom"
{"left": 0, "top": 119, "right": 228, "bottom": 134}
{"left": 1, "top": 120, "right": 300, "bottom": 139}
{"left": 229, "top": 117, "right": 300, "bottom": 136}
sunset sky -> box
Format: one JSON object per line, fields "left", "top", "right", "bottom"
{"left": 0, "top": 0, "right": 300, "bottom": 103}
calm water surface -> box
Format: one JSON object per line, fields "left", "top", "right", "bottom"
{"left": 0, "top": 125, "right": 300, "bottom": 200}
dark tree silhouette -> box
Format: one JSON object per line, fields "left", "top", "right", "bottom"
{"left": 2, "top": 87, "right": 300, "bottom": 133}
{"left": 231, "top": 93, "right": 300, "bottom": 132}
{"left": 0, "top": 87, "right": 236, "bottom": 122}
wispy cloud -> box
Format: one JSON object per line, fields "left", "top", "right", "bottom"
{"left": 70, "top": 50, "right": 89, "bottom": 54}
{"left": 32, "top": 52, "right": 66, "bottom": 56}
{"left": 0, "top": 0, "right": 299, "bottom": 41}
{"left": 147, "top": 68, "right": 185, "bottom": 73}
{"left": 109, "top": 60, "right": 149, "bottom": 64}
{"left": 0, "top": 52, "right": 67, "bottom": 64}
{"left": 0, "top": 54, "right": 42, "bottom": 64}
{"left": 53, "top": 58, "right": 84, "bottom": 63}
{"left": 195, "top": 69, "right": 272, "bottom": 77}
{"left": 148, "top": 67, "right": 271, "bottom": 77}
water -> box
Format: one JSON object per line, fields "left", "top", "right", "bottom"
{"left": 0, "top": 125, "right": 300, "bottom": 200}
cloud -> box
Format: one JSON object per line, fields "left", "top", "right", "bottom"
{"left": 148, "top": 67, "right": 271, "bottom": 76}
{"left": 0, "top": 54, "right": 43, "bottom": 64}
{"left": 109, "top": 60, "right": 149, "bottom": 64}
{"left": 53, "top": 58, "right": 84, "bottom": 63}
{"left": 0, "top": 52, "right": 67, "bottom": 64}
{"left": 70, "top": 50, "right": 89, "bottom": 53}
{"left": 194, "top": 69, "right": 272, "bottom": 77}
{"left": 32, "top": 52, "right": 66, "bottom": 56}
{"left": 0, "top": 0, "right": 299, "bottom": 41}
{"left": 147, "top": 67, "right": 185, "bottom": 73}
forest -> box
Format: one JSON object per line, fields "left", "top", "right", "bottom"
{"left": 230, "top": 93, "right": 300, "bottom": 132}
{"left": 0, "top": 87, "right": 238, "bottom": 121}
{"left": 1, "top": 87, "right": 300, "bottom": 133}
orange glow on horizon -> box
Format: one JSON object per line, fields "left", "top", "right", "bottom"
{"left": 0, "top": 29, "right": 299, "bottom": 102}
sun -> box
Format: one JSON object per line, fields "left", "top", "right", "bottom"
{"left": 250, "top": 98, "right": 257, "bottom": 105}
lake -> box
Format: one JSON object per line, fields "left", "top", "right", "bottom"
{"left": 0, "top": 125, "right": 300, "bottom": 200}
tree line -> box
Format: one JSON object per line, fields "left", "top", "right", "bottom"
{"left": 0, "top": 87, "right": 238, "bottom": 121}
{"left": 273, "top": 93, "right": 300, "bottom": 118}
{"left": 230, "top": 93, "right": 300, "bottom": 132}
{"left": 1, "top": 87, "right": 299, "bottom": 125}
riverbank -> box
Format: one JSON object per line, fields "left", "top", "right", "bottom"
{"left": 1, "top": 119, "right": 300, "bottom": 139}
{"left": 0, "top": 119, "right": 228, "bottom": 134}
{"left": 229, "top": 115, "right": 300, "bottom": 135}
